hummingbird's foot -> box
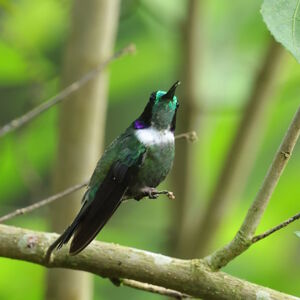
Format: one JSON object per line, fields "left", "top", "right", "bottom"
{"left": 143, "top": 187, "right": 159, "bottom": 199}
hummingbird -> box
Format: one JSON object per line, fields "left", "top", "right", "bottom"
{"left": 47, "top": 81, "right": 180, "bottom": 257}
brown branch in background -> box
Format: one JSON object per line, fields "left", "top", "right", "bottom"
{"left": 191, "top": 39, "right": 284, "bottom": 257}
{"left": 0, "top": 224, "right": 296, "bottom": 300}
{"left": 46, "top": 2, "right": 121, "bottom": 298}
{"left": 0, "top": 182, "right": 88, "bottom": 223}
{"left": 171, "top": 0, "right": 203, "bottom": 258}
{"left": 206, "top": 106, "right": 300, "bottom": 270}
{"left": 121, "top": 279, "right": 191, "bottom": 299}
{"left": 252, "top": 211, "right": 300, "bottom": 243}
{"left": 0, "top": 131, "right": 194, "bottom": 224}
{"left": 0, "top": 44, "right": 136, "bottom": 138}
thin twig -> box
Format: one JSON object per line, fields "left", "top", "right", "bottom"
{"left": 205, "top": 106, "right": 300, "bottom": 270}
{"left": 122, "top": 190, "right": 175, "bottom": 201}
{"left": 122, "top": 279, "right": 191, "bottom": 299}
{"left": 239, "top": 107, "right": 300, "bottom": 237}
{"left": 153, "top": 190, "right": 176, "bottom": 200}
{"left": 0, "top": 44, "right": 136, "bottom": 138}
{"left": 1, "top": 184, "right": 175, "bottom": 225}
{"left": 0, "top": 131, "right": 191, "bottom": 223}
{"left": 0, "top": 181, "right": 88, "bottom": 223}
{"left": 174, "top": 130, "right": 198, "bottom": 142}
{"left": 192, "top": 40, "right": 283, "bottom": 257}
{"left": 252, "top": 212, "right": 300, "bottom": 243}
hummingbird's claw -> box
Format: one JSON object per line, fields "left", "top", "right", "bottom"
{"left": 147, "top": 188, "right": 159, "bottom": 199}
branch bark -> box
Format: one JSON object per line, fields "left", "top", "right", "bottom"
{"left": 205, "top": 106, "right": 300, "bottom": 270}
{"left": 193, "top": 39, "right": 284, "bottom": 257}
{"left": 0, "top": 224, "right": 297, "bottom": 300}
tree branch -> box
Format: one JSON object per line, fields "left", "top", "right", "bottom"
{"left": 0, "top": 44, "right": 136, "bottom": 138}
{"left": 171, "top": 0, "right": 203, "bottom": 258}
{"left": 193, "top": 39, "right": 284, "bottom": 257}
{"left": 205, "top": 106, "right": 300, "bottom": 270}
{"left": 121, "top": 279, "right": 191, "bottom": 299}
{"left": 252, "top": 211, "right": 300, "bottom": 243}
{"left": 0, "top": 181, "right": 88, "bottom": 223}
{"left": 0, "top": 224, "right": 297, "bottom": 300}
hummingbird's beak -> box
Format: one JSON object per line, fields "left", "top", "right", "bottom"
{"left": 162, "top": 81, "right": 181, "bottom": 100}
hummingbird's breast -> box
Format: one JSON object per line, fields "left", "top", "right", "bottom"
{"left": 134, "top": 127, "right": 174, "bottom": 146}
{"left": 129, "top": 127, "right": 175, "bottom": 194}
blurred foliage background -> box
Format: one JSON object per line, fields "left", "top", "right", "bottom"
{"left": 0, "top": 0, "right": 299, "bottom": 299}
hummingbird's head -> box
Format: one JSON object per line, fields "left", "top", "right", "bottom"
{"left": 134, "top": 81, "right": 180, "bottom": 131}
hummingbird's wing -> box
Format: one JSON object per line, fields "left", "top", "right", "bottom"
{"left": 50, "top": 136, "right": 146, "bottom": 256}
{"left": 69, "top": 153, "right": 145, "bottom": 255}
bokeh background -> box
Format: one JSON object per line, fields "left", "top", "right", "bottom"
{"left": 0, "top": 0, "right": 299, "bottom": 299}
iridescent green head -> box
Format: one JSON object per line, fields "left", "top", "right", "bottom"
{"left": 134, "top": 81, "right": 180, "bottom": 131}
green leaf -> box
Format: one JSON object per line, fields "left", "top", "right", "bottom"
{"left": 295, "top": 231, "right": 300, "bottom": 238}
{"left": 261, "top": 0, "right": 300, "bottom": 62}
